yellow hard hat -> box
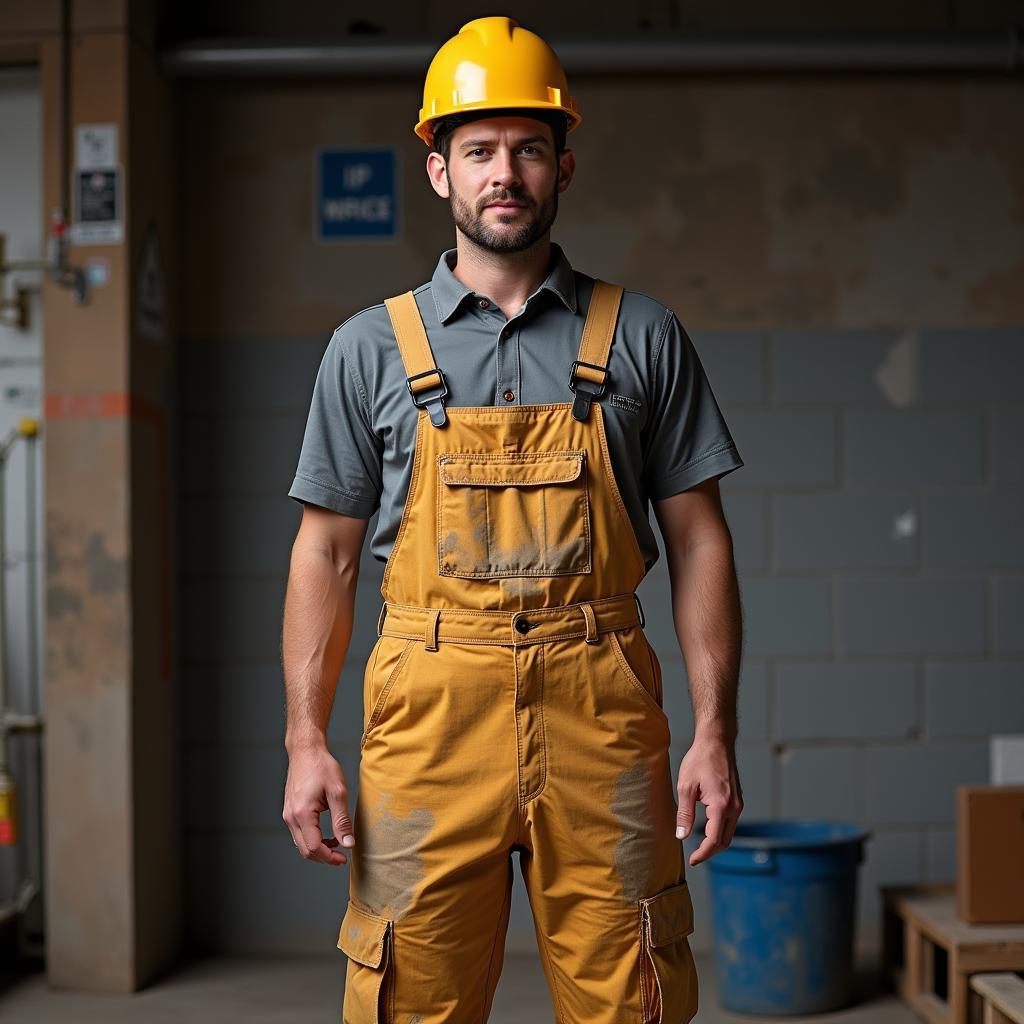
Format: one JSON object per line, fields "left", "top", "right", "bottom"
{"left": 415, "top": 16, "right": 581, "bottom": 147}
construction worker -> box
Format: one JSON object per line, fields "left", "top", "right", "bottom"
{"left": 282, "top": 15, "right": 745, "bottom": 1023}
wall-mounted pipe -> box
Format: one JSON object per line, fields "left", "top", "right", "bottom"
{"left": 43, "top": 0, "right": 88, "bottom": 305}
{"left": 161, "top": 29, "right": 1023, "bottom": 77}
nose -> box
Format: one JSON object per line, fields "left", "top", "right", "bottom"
{"left": 490, "top": 149, "right": 521, "bottom": 190}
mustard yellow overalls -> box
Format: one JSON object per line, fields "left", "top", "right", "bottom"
{"left": 337, "top": 280, "right": 698, "bottom": 1023}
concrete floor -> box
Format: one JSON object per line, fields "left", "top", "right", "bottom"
{"left": 0, "top": 950, "right": 916, "bottom": 1023}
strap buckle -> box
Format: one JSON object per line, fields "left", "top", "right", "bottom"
{"left": 406, "top": 367, "right": 449, "bottom": 427}
{"left": 633, "top": 592, "right": 646, "bottom": 629}
{"left": 376, "top": 602, "right": 388, "bottom": 637}
{"left": 567, "top": 359, "right": 608, "bottom": 422}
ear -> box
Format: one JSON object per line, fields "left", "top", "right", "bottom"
{"left": 556, "top": 148, "right": 576, "bottom": 194}
{"left": 426, "top": 151, "right": 450, "bottom": 199}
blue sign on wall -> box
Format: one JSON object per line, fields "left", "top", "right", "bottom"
{"left": 316, "top": 147, "right": 400, "bottom": 242}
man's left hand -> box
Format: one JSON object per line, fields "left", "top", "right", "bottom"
{"left": 675, "top": 732, "right": 744, "bottom": 866}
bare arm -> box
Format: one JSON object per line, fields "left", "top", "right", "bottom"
{"left": 653, "top": 476, "right": 744, "bottom": 865}
{"left": 281, "top": 503, "right": 369, "bottom": 866}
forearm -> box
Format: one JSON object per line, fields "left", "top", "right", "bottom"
{"left": 670, "top": 537, "right": 742, "bottom": 743}
{"left": 282, "top": 544, "right": 359, "bottom": 753}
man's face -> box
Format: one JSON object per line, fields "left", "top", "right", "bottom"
{"left": 430, "top": 116, "right": 572, "bottom": 254}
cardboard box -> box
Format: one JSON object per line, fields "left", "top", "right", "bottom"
{"left": 956, "top": 785, "right": 1024, "bottom": 924}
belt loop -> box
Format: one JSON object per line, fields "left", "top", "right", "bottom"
{"left": 581, "top": 602, "right": 599, "bottom": 644}
{"left": 424, "top": 608, "right": 441, "bottom": 651}
{"left": 633, "top": 592, "right": 646, "bottom": 629}
{"left": 376, "top": 602, "right": 387, "bottom": 637}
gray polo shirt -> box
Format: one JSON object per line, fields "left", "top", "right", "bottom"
{"left": 288, "top": 242, "right": 743, "bottom": 575}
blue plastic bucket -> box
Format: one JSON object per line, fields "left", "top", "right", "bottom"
{"left": 699, "top": 820, "right": 871, "bottom": 1016}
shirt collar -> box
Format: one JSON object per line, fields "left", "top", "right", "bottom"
{"left": 431, "top": 241, "right": 578, "bottom": 325}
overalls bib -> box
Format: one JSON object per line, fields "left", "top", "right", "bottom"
{"left": 337, "top": 280, "right": 699, "bottom": 1024}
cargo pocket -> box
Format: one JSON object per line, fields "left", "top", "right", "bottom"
{"left": 639, "top": 881, "right": 698, "bottom": 1024}
{"left": 436, "top": 450, "right": 591, "bottom": 578}
{"left": 338, "top": 902, "right": 394, "bottom": 1023}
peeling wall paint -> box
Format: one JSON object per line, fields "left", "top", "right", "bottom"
{"left": 181, "top": 76, "right": 1024, "bottom": 337}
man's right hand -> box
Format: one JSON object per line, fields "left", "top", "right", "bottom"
{"left": 282, "top": 742, "right": 356, "bottom": 866}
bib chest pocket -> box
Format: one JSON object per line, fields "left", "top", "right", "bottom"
{"left": 436, "top": 450, "right": 592, "bottom": 578}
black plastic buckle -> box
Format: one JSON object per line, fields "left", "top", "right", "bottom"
{"left": 567, "top": 359, "right": 608, "bottom": 421}
{"left": 407, "top": 367, "right": 449, "bottom": 427}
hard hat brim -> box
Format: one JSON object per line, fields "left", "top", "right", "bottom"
{"left": 415, "top": 101, "right": 582, "bottom": 147}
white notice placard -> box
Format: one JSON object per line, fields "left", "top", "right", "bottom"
{"left": 75, "top": 123, "right": 119, "bottom": 170}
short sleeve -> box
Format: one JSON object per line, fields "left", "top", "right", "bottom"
{"left": 287, "top": 326, "right": 383, "bottom": 518}
{"left": 642, "top": 311, "right": 744, "bottom": 501}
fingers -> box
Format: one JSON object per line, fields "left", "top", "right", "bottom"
{"left": 675, "top": 781, "right": 697, "bottom": 840}
{"left": 721, "top": 804, "right": 740, "bottom": 848}
{"left": 296, "top": 811, "right": 349, "bottom": 866}
{"left": 689, "top": 812, "right": 724, "bottom": 867}
{"left": 282, "top": 756, "right": 354, "bottom": 867}
{"left": 686, "top": 796, "right": 745, "bottom": 865}
{"left": 677, "top": 758, "right": 745, "bottom": 865}
{"left": 325, "top": 784, "right": 357, "bottom": 855}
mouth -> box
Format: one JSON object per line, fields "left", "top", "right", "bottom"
{"left": 486, "top": 202, "right": 527, "bottom": 211}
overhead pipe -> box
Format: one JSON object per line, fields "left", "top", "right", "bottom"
{"left": 160, "top": 29, "right": 1023, "bottom": 77}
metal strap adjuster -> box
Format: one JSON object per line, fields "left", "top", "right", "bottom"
{"left": 376, "top": 602, "right": 388, "bottom": 637}
{"left": 407, "top": 367, "right": 449, "bottom": 427}
{"left": 633, "top": 592, "right": 646, "bottom": 628}
{"left": 567, "top": 359, "right": 609, "bottom": 422}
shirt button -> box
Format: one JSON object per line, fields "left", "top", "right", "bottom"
{"left": 478, "top": 298, "right": 490, "bottom": 308}
{"left": 501, "top": 327, "right": 512, "bottom": 339}
{"left": 502, "top": 389, "right": 515, "bottom": 402}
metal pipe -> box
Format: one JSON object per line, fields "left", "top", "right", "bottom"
{"left": 60, "top": 0, "right": 70, "bottom": 220}
{"left": 36, "top": 0, "right": 89, "bottom": 306}
{"left": 161, "top": 29, "right": 1023, "bottom": 77}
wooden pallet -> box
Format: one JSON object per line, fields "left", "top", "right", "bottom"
{"left": 881, "top": 884, "right": 1024, "bottom": 1024}
{"left": 970, "top": 973, "right": 1024, "bottom": 1024}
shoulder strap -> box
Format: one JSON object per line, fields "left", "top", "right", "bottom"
{"left": 382, "top": 279, "right": 625, "bottom": 426}
{"left": 569, "top": 279, "right": 624, "bottom": 421}
{"left": 383, "top": 290, "right": 448, "bottom": 427}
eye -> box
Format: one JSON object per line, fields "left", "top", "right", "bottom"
{"left": 520, "top": 146, "right": 538, "bottom": 154}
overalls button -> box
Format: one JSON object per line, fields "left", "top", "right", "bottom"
{"left": 515, "top": 618, "right": 533, "bottom": 634}
{"left": 502, "top": 389, "right": 515, "bottom": 402}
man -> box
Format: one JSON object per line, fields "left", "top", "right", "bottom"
{"left": 282, "top": 16, "right": 744, "bottom": 1023}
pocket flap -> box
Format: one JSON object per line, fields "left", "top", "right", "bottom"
{"left": 439, "top": 451, "right": 584, "bottom": 487}
{"left": 337, "top": 902, "right": 391, "bottom": 968}
{"left": 641, "top": 881, "right": 695, "bottom": 946}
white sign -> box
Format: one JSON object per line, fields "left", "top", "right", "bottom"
{"left": 75, "top": 123, "right": 118, "bottom": 170}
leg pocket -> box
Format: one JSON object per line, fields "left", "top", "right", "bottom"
{"left": 609, "top": 626, "right": 670, "bottom": 725}
{"left": 361, "top": 637, "right": 417, "bottom": 750}
{"left": 338, "top": 902, "right": 394, "bottom": 1023}
{"left": 639, "top": 881, "right": 699, "bottom": 1023}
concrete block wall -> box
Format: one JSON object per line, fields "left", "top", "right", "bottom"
{"left": 641, "top": 325, "right": 1024, "bottom": 954}
{"left": 179, "top": 335, "right": 366, "bottom": 953}
{"left": 164, "top": 0, "right": 1024, "bottom": 988}
{"left": 180, "top": 325, "right": 1023, "bottom": 958}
